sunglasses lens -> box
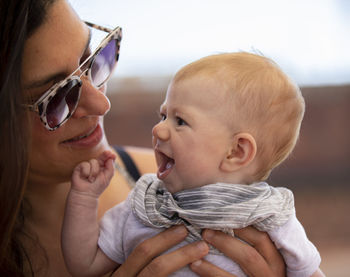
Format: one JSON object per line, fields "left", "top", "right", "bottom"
{"left": 90, "top": 39, "right": 117, "bottom": 87}
{"left": 46, "top": 79, "right": 81, "bottom": 129}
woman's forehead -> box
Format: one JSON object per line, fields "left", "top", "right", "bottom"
{"left": 21, "top": 0, "right": 89, "bottom": 88}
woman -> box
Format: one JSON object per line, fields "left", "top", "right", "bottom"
{"left": 0, "top": 0, "right": 286, "bottom": 276}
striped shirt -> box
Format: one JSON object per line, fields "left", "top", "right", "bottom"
{"left": 131, "top": 174, "right": 294, "bottom": 252}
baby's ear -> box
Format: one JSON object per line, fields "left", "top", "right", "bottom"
{"left": 220, "top": 133, "right": 257, "bottom": 172}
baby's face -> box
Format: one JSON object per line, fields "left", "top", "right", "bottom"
{"left": 152, "top": 76, "right": 234, "bottom": 193}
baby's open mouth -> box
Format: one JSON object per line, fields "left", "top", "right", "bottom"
{"left": 157, "top": 151, "right": 175, "bottom": 179}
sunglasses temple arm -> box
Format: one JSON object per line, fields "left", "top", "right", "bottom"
{"left": 84, "top": 21, "right": 113, "bottom": 33}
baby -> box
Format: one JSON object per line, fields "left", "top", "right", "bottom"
{"left": 62, "top": 52, "right": 323, "bottom": 277}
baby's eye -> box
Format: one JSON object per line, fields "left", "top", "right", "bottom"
{"left": 176, "top": 117, "right": 187, "bottom": 126}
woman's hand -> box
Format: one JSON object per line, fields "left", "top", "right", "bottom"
{"left": 112, "top": 225, "right": 209, "bottom": 277}
{"left": 190, "top": 227, "right": 286, "bottom": 277}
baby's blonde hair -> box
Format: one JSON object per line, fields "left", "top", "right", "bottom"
{"left": 173, "top": 52, "right": 305, "bottom": 181}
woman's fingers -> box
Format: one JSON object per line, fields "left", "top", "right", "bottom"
{"left": 114, "top": 226, "right": 284, "bottom": 277}
{"left": 138, "top": 241, "right": 209, "bottom": 277}
{"left": 202, "top": 229, "right": 270, "bottom": 276}
{"left": 113, "top": 225, "right": 209, "bottom": 277}
{"left": 234, "top": 227, "right": 285, "bottom": 275}
{"left": 114, "top": 225, "right": 187, "bottom": 276}
{"left": 202, "top": 229, "right": 285, "bottom": 277}
{"left": 190, "top": 259, "right": 237, "bottom": 277}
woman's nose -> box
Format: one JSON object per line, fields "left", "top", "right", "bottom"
{"left": 152, "top": 121, "right": 170, "bottom": 142}
{"left": 72, "top": 80, "right": 111, "bottom": 118}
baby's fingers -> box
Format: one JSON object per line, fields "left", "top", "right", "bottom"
{"left": 75, "top": 161, "right": 92, "bottom": 180}
{"left": 98, "top": 150, "right": 117, "bottom": 166}
{"left": 104, "top": 158, "right": 116, "bottom": 181}
{"left": 88, "top": 158, "right": 100, "bottom": 182}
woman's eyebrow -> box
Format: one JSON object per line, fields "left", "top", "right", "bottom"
{"left": 24, "top": 29, "right": 92, "bottom": 89}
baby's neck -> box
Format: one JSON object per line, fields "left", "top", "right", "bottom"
{"left": 218, "top": 173, "right": 256, "bottom": 186}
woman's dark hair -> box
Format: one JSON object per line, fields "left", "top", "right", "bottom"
{"left": 0, "top": 0, "right": 56, "bottom": 275}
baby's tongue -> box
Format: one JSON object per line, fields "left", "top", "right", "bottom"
{"left": 157, "top": 158, "right": 174, "bottom": 180}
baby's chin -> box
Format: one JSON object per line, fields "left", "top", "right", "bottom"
{"left": 162, "top": 180, "right": 186, "bottom": 194}
{"left": 163, "top": 182, "right": 180, "bottom": 194}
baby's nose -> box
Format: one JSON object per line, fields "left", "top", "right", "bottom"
{"left": 152, "top": 121, "right": 170, "bottom": 141}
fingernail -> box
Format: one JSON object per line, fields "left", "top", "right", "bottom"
{"left": 202, "top": 229, "right": 214, "bottom": 242}
{"left": 172, "top": 225, "right": 187, "bottom": 235}
{"left": 196, "top": 241, "right": 209, "bottom": 253}
{"left": 191, "top": 260, "right": 202, "bottom": 267}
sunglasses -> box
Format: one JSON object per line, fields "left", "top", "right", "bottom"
{"left": 25, "top": 22, "right": 122, "bottom": 131}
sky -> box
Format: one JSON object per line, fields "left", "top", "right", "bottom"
{"left": 69, "top": 0, "right": 350, "bottom": 86}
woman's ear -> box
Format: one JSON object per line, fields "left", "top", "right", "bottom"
{"left": 220, "top": 133, "right": 257, "bottom": 172}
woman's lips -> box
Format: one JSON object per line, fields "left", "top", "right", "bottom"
{"left": 62, "top": 124, "right": 103, "bottom": 148}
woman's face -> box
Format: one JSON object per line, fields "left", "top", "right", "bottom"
{"left": 22, "top": 0, "right": 112, "bottom": 184}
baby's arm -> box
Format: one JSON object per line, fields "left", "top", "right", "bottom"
{"left": 268, "top": 212, "right": 326, "bottom": 277}
{"left": 62, "top": 150, "right": 119, "bottom": 276}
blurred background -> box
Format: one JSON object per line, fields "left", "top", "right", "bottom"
{"left": 70, "top": 1, "right": 350, "bottom": 276}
